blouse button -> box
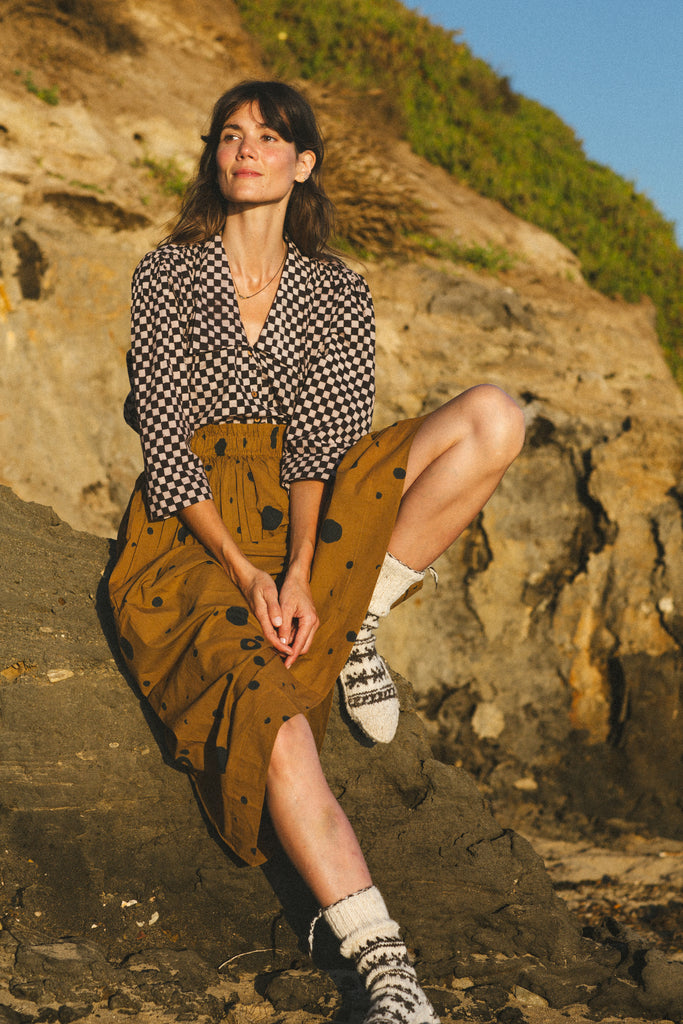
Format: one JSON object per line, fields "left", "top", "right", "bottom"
{"left": 251, "top": 390, "right": 258, "bottom": 398}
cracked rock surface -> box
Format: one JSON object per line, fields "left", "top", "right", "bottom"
{"left": 2, "top": 486, "right": 682, "bottom": 1023}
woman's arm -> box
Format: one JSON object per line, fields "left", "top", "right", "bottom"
{"left": 179, "top": 499, "right": 293, "bottom": 660}
{"left": 129, "top": 252, "right": 214, "bottom": 521}
{"left": 279, "top": 272, "right": 375, "bottom": 489}
{"left": 278, "top": 479, "right": 325, "bottom": 668}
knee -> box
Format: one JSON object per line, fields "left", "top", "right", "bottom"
{"left": 469, "top": 384, "right": 525, "bottom": 466}
{"left": 267, "top": 713, "right": 318, "bottom": 787}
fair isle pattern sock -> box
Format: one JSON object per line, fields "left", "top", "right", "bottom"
{"left": 339, "top": 553, "right": 425, "bottom": 744}
{"left": 354, "top": 934, "right": 440, "bottom": 1024}
{"left": 338, "top": 610, "right": 399, "bottom": 744}
{"left": 322, "top": 887, "right": 439, "bottom": 1024}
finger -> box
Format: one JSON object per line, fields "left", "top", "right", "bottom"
{"left": 260, "top": 616, "right": 293, "bottom": 656}
{"left": 284, "top": 611, "right": 319, "bottom": 668}
{"left": 278, "top": 606, "right": 294, "bottom": 648}
{"left": 263, "top": 590, "right": 285, "bottom": 635}
{"left": 251, "top": 592, "right": 291, "bottom": 654}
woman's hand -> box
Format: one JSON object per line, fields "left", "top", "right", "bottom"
{"left": 179, "top": 500, "right": 294, "bottom": 660}
{"left": 279, "top": 479, "right": 324, "bottom": 667}
{"left": 277, "top": 570, "right": 320, "bottom": 669}
{"left": 232, "top": 560, "right": 294, "bottom": 661}
{"left": 179, "top": 484, "right": 323, "bottom": 668}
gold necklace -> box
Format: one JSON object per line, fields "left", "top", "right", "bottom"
{"left": 232, "top": 248, "right": 287, "bottom": 300}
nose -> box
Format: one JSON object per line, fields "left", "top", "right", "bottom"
{"left": 237, "top": 136, "right": 255, "bottom": 158}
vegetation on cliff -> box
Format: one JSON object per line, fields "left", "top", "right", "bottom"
{"left": 234, "top": 0, "right": 683, "bottom": 379}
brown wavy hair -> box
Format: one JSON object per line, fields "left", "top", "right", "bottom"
{"left": 162, "top": 80, "right": 335, "bottom": 256}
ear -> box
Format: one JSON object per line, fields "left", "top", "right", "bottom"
{"left": 295, "top": 149, "right": 316, "bottom": 182}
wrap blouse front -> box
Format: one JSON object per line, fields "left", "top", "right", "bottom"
{"left": 124, "top": 234, "right": 376, "bottom": 521}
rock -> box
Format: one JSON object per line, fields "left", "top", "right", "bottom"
{"left": 496, "top": 1008, "right": 525, "bottom": 1024}
{"left": 260, "top": 967, "right": 338, "bottom": 1014}
{"left": 427, "top": 275, "right": 538, "bottom": 333}
{"left": 1, "top": 0, "right": 682, "bottom": 855}
{"left": 468, "top": 983, "right": 508, "bottom": 1009}
{"left": 1, "top": 487, "right": 682, "bottom": 1021}
{"left": 0, "top": 484, "right": 586, "bottom": 995}
{"left": 373, "top": 269, "right": 683, "bottom": 840}
{"left": 120, "top": 949, "right": 216, "bottom": 992}
{"left": 424, "top": 987, "right": 467, "bottom": 1017}
{"left": 12, "top": 940, "right": 113, "bottom": 1004}
{"left": 638, "top": 949, "right": 683, "bottom": 1019}
{"left": 471, "top": 701, "right": 505, "bottom": 740}
{"left": 0, "top": 1007, "right": 24, "bottom": 1024}
{"left": 107, "top": 992, "right": 143, "bottom": 1013}
{"left": 56, "top": 1007, "right": 93, "bottom": 1024}
{"left": 322, "top": 685, "right": 582, "bottom": 971}
{"left": 588, "top": 977, "right": 643, "bottom": 1018}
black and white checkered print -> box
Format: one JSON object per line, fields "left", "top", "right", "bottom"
{"left": 124, "top": 236, "right": 376, "bottom": 520}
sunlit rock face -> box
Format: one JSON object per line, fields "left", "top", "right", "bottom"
{"left": 1, "top": 0, "right": 681, "bottom": 872}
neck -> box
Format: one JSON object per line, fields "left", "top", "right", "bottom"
{"left": 221, "top": 211, "right": 288, "bottom": 301}
{"left": 222, "top": 205, "right": 288, "bottom": 276}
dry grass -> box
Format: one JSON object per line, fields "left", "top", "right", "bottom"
{"left": 323, "top": 135, "right": 428, "bottom": 257}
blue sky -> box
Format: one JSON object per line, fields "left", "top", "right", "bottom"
{"left": 413, "top": 0, "right": 682, "bottom": 244}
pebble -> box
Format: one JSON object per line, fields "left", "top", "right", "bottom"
{"left": 57, "top": 1005, "right": 93, "bottom": 1023}
{"left": 108, "top": 992, "right": 143, "bottom": 1013}
{"left": 512, "top": 986, "right": 549, "bottom": 1007}
{"left": 513, "top": 777, "right": 538, "bottom": 792}
{"left": 47, "top": 669, "right": 74, "bottom": 683}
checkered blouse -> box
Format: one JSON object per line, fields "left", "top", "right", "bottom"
{"left": 124, "top": 235, "right": 376, "bottom": 520}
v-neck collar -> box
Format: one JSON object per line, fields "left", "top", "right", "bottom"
{"left": 214, "top": 234, "right": 309, "bottom": 349}
{"left": 185, "top": 235, "right": 314, "bottom": 356}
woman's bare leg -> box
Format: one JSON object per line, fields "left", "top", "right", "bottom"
{"left": 266, "top": 713, "right": 372, "bottom": 907}
{"left": 389, "top": 384, "right": 525, "bottom": 570}
{"left": 266, "top": 386, "right": 525, "bottom": 899}
{"left": 266, "top": 719, "right": 439, "bottom": 1023}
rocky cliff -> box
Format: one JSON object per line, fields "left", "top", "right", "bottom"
{"left": 1, "top": 4, "right": 683, "bottom": 1019}
{"left": 4, "top": 484, "right": 683, "bottom": 1024}
{"left": 2, "top": 0, "right": 682, "bottom": 841}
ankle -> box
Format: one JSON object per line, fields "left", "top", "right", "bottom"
{"left": 369, "top": 553, "right": 425, "bottom": 618}
{"left": 323, "top": 885, "right": 397, "bottom": 957}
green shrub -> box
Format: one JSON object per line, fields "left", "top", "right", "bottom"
{"left": 411, "top": 235, "right": 515, "bottom": 273}
{"left": 138, "top": 156, "right": 188, "bottom": 198}
{"left": 16, "top": 70, "right": 59, "bottom": 106}
{"left": 234, "top": 0, "right": 683, "bottom": 380}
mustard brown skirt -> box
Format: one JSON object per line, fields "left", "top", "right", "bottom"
{"left": 109, "top": 419, "right": 423, "bottom": 865}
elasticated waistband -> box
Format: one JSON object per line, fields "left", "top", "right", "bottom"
{"left": 190, "top": 422, "right": 286, "bottom": 460}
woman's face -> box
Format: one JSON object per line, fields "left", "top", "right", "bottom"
{"left": 215, "top": 102, "right": 315, "bottom": 208}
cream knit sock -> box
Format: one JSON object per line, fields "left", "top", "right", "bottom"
{"left": 339, "top": 553, "right": 425, "bottom": 743}
{"left": 322, "top": 886, "right": 439, "bottom": 1024}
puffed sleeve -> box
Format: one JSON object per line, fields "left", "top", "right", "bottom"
{"left": 126, "top": 251, "right": 214, "bottom": 520}
{"left": 280, "top": 269, "right": 375, "bottom": 485}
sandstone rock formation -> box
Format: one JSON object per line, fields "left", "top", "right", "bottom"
{"left": 371, "top": 262, "right": 683, "bottom": 841}
{"left": 1, "top": 3, "right": 683, "bottom": 1018}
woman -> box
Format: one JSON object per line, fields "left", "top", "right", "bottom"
{"left": 109, "top": 80, "right": 525, "bottom": 1024}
